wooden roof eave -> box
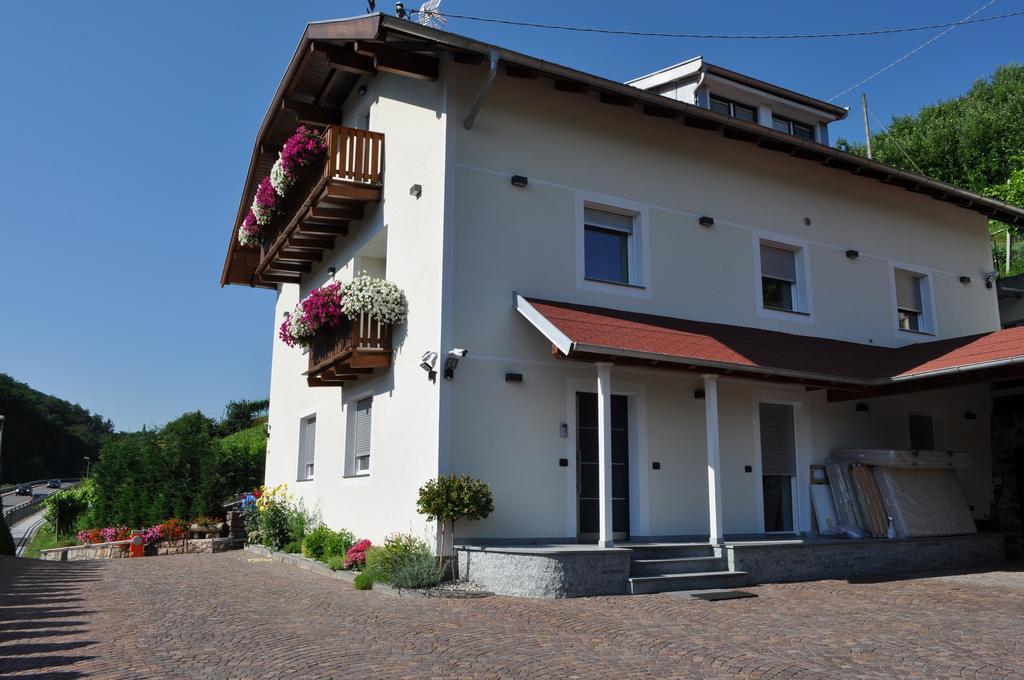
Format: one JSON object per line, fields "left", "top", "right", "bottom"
{"left": 219, "top": 14, "right": 384, "bottom": 288}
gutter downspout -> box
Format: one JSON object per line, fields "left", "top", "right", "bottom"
{"left": 463, "top": 50, "right": 499, "bottom": 130}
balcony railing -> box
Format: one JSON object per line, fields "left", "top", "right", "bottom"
{"left": 256, "top": 125, "right": 384, "bottom": 286}
{"left": 305, "top": 313, "right": 393, "bottom": 386}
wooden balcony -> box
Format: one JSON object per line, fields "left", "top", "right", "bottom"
{"left": 304, "top": 313, "right": 393, "bottom": 387}
{"left": 257, "top": 125, "right": 384, "bottom": 286}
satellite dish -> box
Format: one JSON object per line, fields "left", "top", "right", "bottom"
{"left": 417, "top": 0, "right": 447, "bottom": 29}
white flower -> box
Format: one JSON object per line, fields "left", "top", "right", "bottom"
{"left": 270, "top": 155, "right": 293, "bottom": 197}
{"left": 341, "top": 273, "right": 408, "bottom": 324}
{"left": 238, "top": 229, "right": 261, "bottom": 248}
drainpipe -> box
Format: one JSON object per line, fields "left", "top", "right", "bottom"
{"left": 463, "top": 50, "right": 499, "bottom": 130}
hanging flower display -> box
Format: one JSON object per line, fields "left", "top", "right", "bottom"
{"left": 238, "top": 210, "right": 262, "bottom": 248}
{"left": 277, "top": 275, "right": 408, "bottom": 348}
{"left": 237, "top": 126, "right": 328, "bottom": 247}
{"left": 341, "top": 272, "right": 409, "bottom": 325}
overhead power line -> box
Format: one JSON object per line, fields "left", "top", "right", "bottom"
{"left": 827, "top": 0, "right": 1000, "bottom": 102}
{"left": 413, "top": 7, "right": 1024, "bottom": 41}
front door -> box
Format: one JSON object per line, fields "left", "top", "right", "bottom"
{"left": 577, "top": 392, "right": 629, "bottom": 541}
{"left": 758, "top": 402, "right": 797, "bottom": 533}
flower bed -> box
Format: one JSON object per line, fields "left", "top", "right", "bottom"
{"left": 76, "top": 517, "right": 196, "bottom": 550}
{"left": 237, "top": 125, "right": 327, "bottom": 248}
{"left": 278, "top": 274, "right": 407, "bottom": 348}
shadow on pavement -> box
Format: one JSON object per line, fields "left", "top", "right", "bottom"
{"left": 0, "top": 556, "right": 103, "bottom": 678}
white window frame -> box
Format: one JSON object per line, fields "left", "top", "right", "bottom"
{"left": 344, "top": 390, "right": 375, "bottom": 478}
{"left": 575, "top": 192, "right": 651, "bottom": 299}
{"left": 753, "top": 232, "right": 813, "bottom": 323}
{"left": 297, "top": 414, "right": 316, "bottom": 482}
{"left": 889, "top": 261, "right": 937, "bottom": 337}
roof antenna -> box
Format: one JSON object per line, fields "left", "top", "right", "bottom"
{"left": 417, "top": 0, "right": 447, "bottom": 28}
{"left": 395, "top": 2, "right": 407, "bottom": 19}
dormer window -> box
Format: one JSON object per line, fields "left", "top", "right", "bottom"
{"left": 709, "top": 95, "right": 757, "bottom": 123}
{"left": 772, "top": 115, "right": 815, "bottom": 141}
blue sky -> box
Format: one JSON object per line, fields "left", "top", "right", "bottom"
{"left": 0, "top": 1, "right": 1020, "bottom": 430}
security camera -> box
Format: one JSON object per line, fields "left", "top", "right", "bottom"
{"left": 419, "top": 351, "right": 438, "bottom": 372}
{"left": 444, "top": 348, "right": 468, "bottom": 380}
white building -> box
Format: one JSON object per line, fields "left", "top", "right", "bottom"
{"left": 220, "top": 15, "right": 1024, "bottom": 578}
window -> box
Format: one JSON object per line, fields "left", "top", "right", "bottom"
{"left": 760, "top": 243, "right": 798, "bottom": 311}
{"left": 352, "top": 397, "right": 372, "bottom": 475}
{"left": 759, "top": 403, "right": 797, "bottom": 533}
{"left": 709, "top": 95, "right": 757, "bottom": 123}
{"left": 584, "top": 206, "right": 637, "bottom": 286}
{"left": 895, "top": 269, "right": 928, "bottom": 332}
{"left": 771, "top": 115, "right": 815, "bottom": 141}
{"left": 297, "top": 415, "right": 316, "bottom": 481}
{"left": 908, "top": 413, "right": 936, "bottom": 450}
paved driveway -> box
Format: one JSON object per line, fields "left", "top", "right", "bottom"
{"left": 1, "top": 552, "right": 1022, "bottom": 679}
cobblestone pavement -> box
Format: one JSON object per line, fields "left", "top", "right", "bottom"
{"left": 2, "top": 553, "right": 1023, "bottom": 679}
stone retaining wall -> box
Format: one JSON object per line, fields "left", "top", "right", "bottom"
{"left": 456, "top": 546, "right": 631, "bottom": 598}
{"left": 725, "top": 533, "right": 1005, "bottom": 583}
{"left": 41, "top": 537, "right": 243, "bottom": 561}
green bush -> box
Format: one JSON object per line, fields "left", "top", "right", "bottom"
{"left": 282, "top": 540, "right": 302, "bottom": 554}
{"left": 353, "top": 570, "right": 374, "bottom": 590}
{"left": 417, "top": 474, "right": 494, "bottom": 559}
{"left": 327, "top": 555, "right": 347, "bottom": 571}
{"left": 258, "top": 501, "right": 291, "bottom": 551}
{"left": 43, "top": 479, "right": 96, "bottom": 534}
{"left": 389, "top": 552, "right": 443, "bottom": 589}
{"left": 302, "top": 525, "right": 354, "bottom": 562}
{"left": 0, "top": 513, "right": 14, "bottom": 557}
{"left": 365, "top": 533, "right": 433, "bottom": 585}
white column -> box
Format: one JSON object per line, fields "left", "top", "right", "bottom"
{"left": 596, "top": 362, "right": 614, "bottom": 548}
{"left": 703, "top": 374, "right": 724, "bottom": 545}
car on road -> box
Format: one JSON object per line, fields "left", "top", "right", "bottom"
{"left": 15, "top": 483, "right": 32, "bottom": 495}
{"left": 46, "top": 479, "right": 61, "bottom": 489}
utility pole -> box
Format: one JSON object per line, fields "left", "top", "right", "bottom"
{"left": 861, "top": 93, "right": 873, "bottom": 160}
{"left": 0, "top": 415, "right": 5, "bottom": 484}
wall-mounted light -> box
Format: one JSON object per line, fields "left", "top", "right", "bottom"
{"left": 328, "top": 267, "right": 337, "bottom": 278}
{"left": 803, "top": 217, "right": 812, "bottom": 226}
{"left": 358, "top": 84, "right": 367, "bottom": 96}
{"left": 846, "top": 250, "right": 859, "bottom": 259}
{"left": 409, "top": 184, "right": 422, "bottom": 199}
{"left": 444, "top": 348, "right": 467, "bottom": 380}
{"left": 419, "top": 351, "right": 438, "bottom": 382}
{"left": 510, "top": 175, "right": 528, "bottom": 187}
{"left": 986, "top": 272, "right": 996, "bottom": 289}
{"left": 505, "top": 372, "right": 523, "bottom": 383}
{"left": 698, "top": 216, "right": 714, "bottom": 228}
{"left": 694, "top": 388, "right": 706, "bottom": 399}
{"left": 558, "top": 458, "right": 568, "bottom": 467}
{"left": 559, "top": 423, "right": 568, "bottom": 438}
{"left": 652, "top": 461, "right": 661, "bottom": 470}
{"left": 964, "top": 411, "right": 977, "bottom": 421}
{"left": 959, "top": 275, "right": 972, "bottom": 284}
{"left": 856, "top": 403, "right": 870, "bottom": 412}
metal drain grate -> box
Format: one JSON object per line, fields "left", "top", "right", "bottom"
{"left": 690, "top": 590, "right": 758, "bottom": 602}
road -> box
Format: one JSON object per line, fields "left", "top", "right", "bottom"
{"left": 8, "top": 509, "right": 45, "bottom": 556}
{"left": 1, "top": 480, "right": 73, "bottom": 511}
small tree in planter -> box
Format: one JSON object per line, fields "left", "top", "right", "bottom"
{"left": 416, "top": 474, "right": 494, "bottom": 576}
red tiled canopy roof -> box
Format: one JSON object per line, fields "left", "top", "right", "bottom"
{"left": 517, "top": 296, "right": 1024, "bottom": 387}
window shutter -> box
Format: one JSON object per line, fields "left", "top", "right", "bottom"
{"left": 895, "top": 270, "right": 922, "bottom": 312}
{"left": 760, "top": 245, "right": 797, "bottom": 282}
{"left": 354, "top": 398, "right": 372, "bottom": 464}
{"left": 584, "top": 206, "right": 634, "bottom": 233}
{"left": 297, "top": 416, "right": 316, "bottom": 480}
{"left": 759, "top": 403, "right": 796, "bottom": 476}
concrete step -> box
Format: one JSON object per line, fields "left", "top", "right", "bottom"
{"left": 627, "top": 571, "right": 749, "bottom": 594}
{"left": 630, "top": 556, "right": 729, "bottom": 577}
{"left": 626, "top": 544, "right": 718, "bottom": 560}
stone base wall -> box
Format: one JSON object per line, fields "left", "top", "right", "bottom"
{"left": 726, "top": 533, "right": 1005, "bottom": 584}
{"left": 456, "top": 547, "right": 631, "bottom": 598}
{"left": 41, "top": 538, "right": 244, "bottom": 561}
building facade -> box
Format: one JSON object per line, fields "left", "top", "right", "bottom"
{"left": 221, "top": 15, "right": 1024, "bottom": 550}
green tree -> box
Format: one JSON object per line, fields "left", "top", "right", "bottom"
{"left": 0, "top": 512, "right": 15, "bottom": 556}
{"left": 837, "top": 64, "right": 1024, "bottom": 194}
{"left": 416, "top": 475, "right": 494, "bottom": 563}
{"left": 987, "top": 157, "right": 1024, "bottom": 275}
{"left": 219, "top": 399, "right": 269, "bottom": 437}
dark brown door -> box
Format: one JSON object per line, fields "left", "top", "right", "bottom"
{"left": 577, "top": 392, "right": 629, "bottom": 540}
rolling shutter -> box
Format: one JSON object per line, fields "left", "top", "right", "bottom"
{"left": 759, "top": 403, "right": 796, "bottom": 476}
{"left": 297, "top": 416, "right": 316, "bottom": 480}
{"left": 895, "top": 270, "right": 923, "bottom": 312}
{"left": 584, "top": 206, "right": 634, "bottom": 233}
{"left": 353, "top": 398, "right": 372, "bottom": 467}
{"left": 760, "top": 245, "right": 796, "bottom": 282}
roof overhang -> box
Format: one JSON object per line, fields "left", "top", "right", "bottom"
{"left": 515, "top": 294, "right": 1024, "bottom": 397}
{"left": 221, "top": 14, "right": 1024, "bottom": 287}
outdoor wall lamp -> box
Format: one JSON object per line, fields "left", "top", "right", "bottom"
{"left": 505, "top": 372, "right": 523, "bottom": 383}
{"left": 510, "top": 175, "right": 528, "bottom": 187}
{"left": 846, "top": 250, "right": 859, "bottom": 259}
{"left": 959, "top": 275, "right": 972, "bottom": 284}
{"left": 698, "top": 216, "right": 714, "bottom": 228}
{"left": 856, "top": 403, "right": 870, "bottom": 412}
{"left": 328, "top": 267, "right": 337, "bottom": 278}
{"left": 444, "top": 348, "right": 467, "bottom": 380}
{"left": 358, "top": 84, "right": 368, "bottom": 96}
{"left": 986, "top": 272, "right": 996, "bottom": 289}
{"left": 410, "top": 184, "right": 422, "bottom": 199}
{"left": 420, "top": 351, "right": 438, "bottom": 382}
